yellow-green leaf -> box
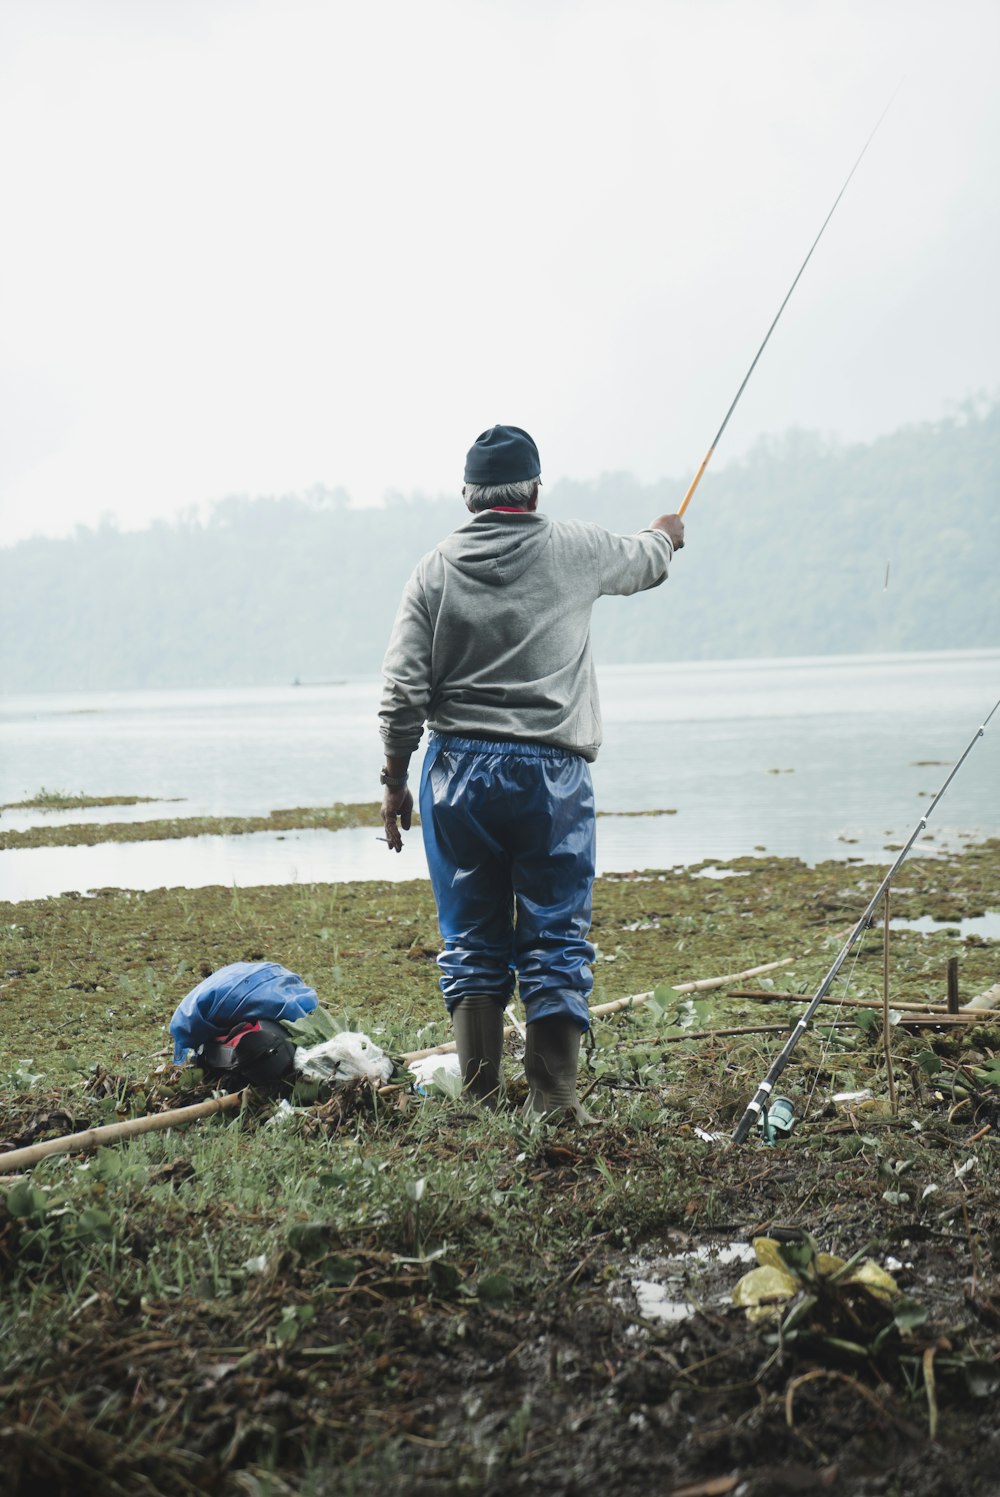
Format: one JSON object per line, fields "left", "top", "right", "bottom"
{"left": 816, "top": 1253, "right": 847, "bottom": 1276}
{"left": 845, "top": 1260, "right": 899, "bottom": 1300}
{"left": 732, "top": 1264, "right": 798, "bottom": 1314}
{"left": 752, "top": 1237, "right": 789, "bottom": 1272}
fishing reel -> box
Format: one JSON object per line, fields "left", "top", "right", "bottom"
{"left": 757, "top": 1095, "right": 796, "bottom": 1145}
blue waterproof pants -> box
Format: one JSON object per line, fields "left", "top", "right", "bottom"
{"left": 419, "top": 733, "right": 596, "bottom": 1030}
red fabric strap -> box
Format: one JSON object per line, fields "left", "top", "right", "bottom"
{"left": 215, "top": 1020, "right": 262, "bottom": 1045}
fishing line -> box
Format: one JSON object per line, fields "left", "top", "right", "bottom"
{"left": 800, "top": 929, "right": 872, "bottom": 1122}
{"left": 678, "top": 91, "right": 898, "bottom": 520}
{"left": 801, "top": 642, "right": 901, "bottom": 1109}
{"left": 731, "top": 695, "right": 1000, "bottom": 1146}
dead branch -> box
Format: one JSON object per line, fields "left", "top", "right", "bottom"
{"left": 0, "top": 1091, "right": 245, "bottom": 1174}
{"left": 728, "top": 989, "right": 981, "bottom": 1018}
{"left": 589, "top": 957, "right": 797, "bottom": 1020}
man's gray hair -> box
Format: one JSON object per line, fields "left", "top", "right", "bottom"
{"left": 464, "top": 478, "right": 539, "bottom": 512}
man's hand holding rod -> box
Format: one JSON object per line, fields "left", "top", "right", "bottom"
{"left": 650, "top": 514, "right": 684, "bottom": 550}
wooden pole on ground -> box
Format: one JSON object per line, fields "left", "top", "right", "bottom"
{"left": 401, "top": 957, "right": 797, "bottom": 1061}
{"left": 729, "top": 989, "right": 970, "bottom": 1016}
{"left": 0, "top": 1091, "right": 244, "bottom": 1174}
{"left": 589, "top": 957, "right": 796, "bottom": 1018}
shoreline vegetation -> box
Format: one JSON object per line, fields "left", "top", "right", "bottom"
{"left": 0, "top": 801, "right": 678, "bottom": 850}
{"left": 1, "top": 789, "right": 174, "bottom": 811}
{"left": 0, "top": 801, "right": 383, "bottom": 850}
{"left": 1, "top": 824, "right": 999, "bottom": 1492}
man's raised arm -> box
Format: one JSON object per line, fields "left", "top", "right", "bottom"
{"left": 595, "top": 512, "right": 686, "bottom": 597}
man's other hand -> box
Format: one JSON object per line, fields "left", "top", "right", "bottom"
{"left": 381, "top": 786, "right": 413, "bottom": 852}
{"left": 651, "top": 513, "right": 684, "bottom": 550}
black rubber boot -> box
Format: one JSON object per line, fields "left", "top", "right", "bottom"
{"left": 451, "top": 994, "right": 505, "bottom": 1108}
{"left": 523, "top": 1016, "right": 594, "bottom": 1122}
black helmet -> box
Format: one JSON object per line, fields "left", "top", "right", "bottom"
{"left": 199, "top": 1019, "right": 296, "bottom": 1086}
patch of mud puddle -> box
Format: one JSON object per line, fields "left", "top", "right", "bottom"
{"left": 613, "top": 1234, "right": 757, "bottom": 1328}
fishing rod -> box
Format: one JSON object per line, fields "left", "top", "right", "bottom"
{"left": 678, "top": 95, "right": 896, "bottom": 519}
{"left": 731, "top": 696, "right": 1000, "bottom": 1145}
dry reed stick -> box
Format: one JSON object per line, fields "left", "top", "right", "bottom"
{"left": 729, "top": 989, "right": 973, "bottom": 1016}
{"left": 883, "top": 886, "right": 897, "bottom": 1114}
{"left": 588, "top": 957, "right": 796, "bottom": 1018}
{"left": 401, "top": 957, "right": 797, "bottom": 1061}
{"left": 0, "top": 1091, "right": 244, "bottom": 1174}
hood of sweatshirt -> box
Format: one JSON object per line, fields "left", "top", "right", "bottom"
{"left": 436, "top": 510, "right": 553, "bottom": 586}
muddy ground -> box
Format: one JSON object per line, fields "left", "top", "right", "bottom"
{"left": 1, "top": 838, "right": 999, "bottom": 1496}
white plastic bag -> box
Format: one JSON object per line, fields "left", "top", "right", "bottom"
{"left": 293, "top": 1031, "right": 393, "bottom": 1085}
{"left": 408, "top": 1052, "right": 462, "bottom": 1095}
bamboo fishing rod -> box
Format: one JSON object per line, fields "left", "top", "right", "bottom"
{"left": 731, "top": 697, "right": 1000, "bottom": 1146}
{"left": 677, "top": 97, "right": 895, "bottom": 519}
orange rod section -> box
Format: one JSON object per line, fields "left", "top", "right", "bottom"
{"left": 678, "top": 446, "right": 714, "bottom": 518}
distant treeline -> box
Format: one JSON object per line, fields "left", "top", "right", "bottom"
{"left": 2, "top": 404, "right": 998, "bottom": 692}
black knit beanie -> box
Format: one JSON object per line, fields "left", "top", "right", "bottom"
{"left": 464, "top": 425, "right": 541, "bottom": 485}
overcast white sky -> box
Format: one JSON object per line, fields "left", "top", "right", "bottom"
{"left": 1, "top": 0, "right": 998, "bottom": 545}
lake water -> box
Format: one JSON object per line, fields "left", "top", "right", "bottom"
{"left": 1, "top": 649, "right": 998, "bottom": 901}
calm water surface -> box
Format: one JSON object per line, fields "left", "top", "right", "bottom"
{"left": 1, "top": 650, "right": 997, "bottom": 900}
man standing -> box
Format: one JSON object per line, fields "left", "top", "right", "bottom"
{"left": 379, "top": 425, "right": 684, "bottom": 1117}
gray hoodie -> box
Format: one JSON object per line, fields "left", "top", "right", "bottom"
{"left": 379, "top": 509, "right": 673, "bottom": 762}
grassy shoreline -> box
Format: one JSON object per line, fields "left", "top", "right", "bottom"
{"left": 0, "top": 802, "right": 680, "bottom": 850}
{"left": 2, "top": 842, "right": 999, "bottom": 1495}
{"left": 0, "top": 802, "right": 384, "bottom": 850}
{"left": 1, "top": 791, "right": 171, "bottom": 811}
{"left": 3, "top": 837, "right": 998, "bottom": 1075}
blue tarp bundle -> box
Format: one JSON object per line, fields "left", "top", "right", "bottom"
{"left": 169, "top": 961, "right": 318, "bottom": 1064}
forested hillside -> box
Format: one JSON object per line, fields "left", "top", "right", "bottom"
{"left": 2, "top": 404, "right": 997, "bottom": 691}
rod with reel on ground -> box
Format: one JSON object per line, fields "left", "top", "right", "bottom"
{"left": 731, "top": 696, "right": 1000, "bottom": 1146}
{"left": 677, "top": 95, "right": 895, "bottom": 520}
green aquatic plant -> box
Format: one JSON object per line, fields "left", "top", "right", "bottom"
{"left": 1, "top": 788, "right": 165, "bottom": 811}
